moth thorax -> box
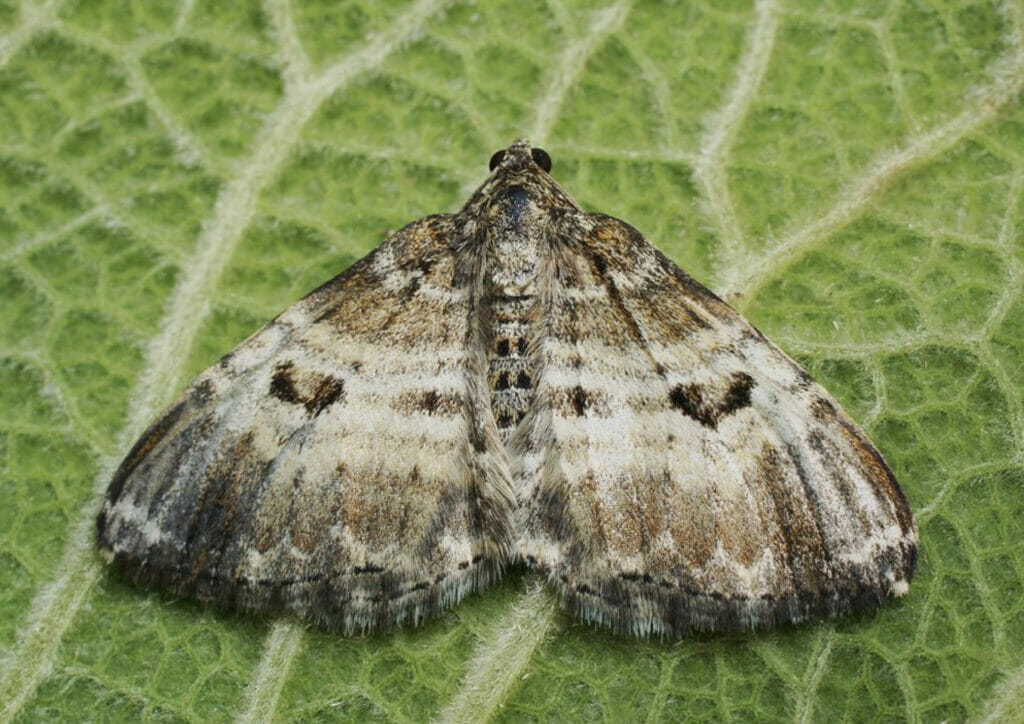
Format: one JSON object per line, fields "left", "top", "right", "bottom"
{"left": 485, "top": 227, "right": 540, "bottom": 444}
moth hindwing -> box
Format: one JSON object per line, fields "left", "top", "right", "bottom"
{"left": 97, "top": 139, "right": 917, "bottom": 637}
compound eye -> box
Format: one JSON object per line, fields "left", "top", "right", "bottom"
{"left": 531, "top": 147, "right": 552, "bottom": 173}
{"left": 488, "top": 149, "right": 506, "bottom": 171}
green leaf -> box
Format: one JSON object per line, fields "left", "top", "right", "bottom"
{"left": 1, "top": 0, "right": 1023, "bottom": 721}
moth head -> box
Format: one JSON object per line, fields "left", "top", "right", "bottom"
{"left": 489, "top": 141, "right": 552, "bottom": 174}
{"left": 463, "top": 139, "right": 578, "bottom": 222}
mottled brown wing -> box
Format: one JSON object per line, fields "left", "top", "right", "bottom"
{"left": 97, "top": 216, "right": 516, "bottom": 634}
{"left": 515, "top": 214, "right": 918, "bottom": 637}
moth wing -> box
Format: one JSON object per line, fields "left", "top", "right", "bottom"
{"left": 97, "top": 217, "right": 516, "bottom": 633}
{"left": 516, "top": 214, "right": 918, "bottom": 636}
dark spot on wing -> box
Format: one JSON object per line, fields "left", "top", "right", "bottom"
{"left": 669, "top": 383, "right": 705, "bottom": 422}
{"left": 572, "top": 386, "right": 588, "bottom": 416}
{"left": 393, "top": 389, "right": 461, "bottom": 416}
{"left": 721, "top": 372, "right": 755, "bottom": 415}
{"left": 670, "top": 372, "right": 755, "bottom": 428}
{"left": 270, "top": 361, "right": 346, "bottom": 416}
{"left": 270, "top": 361, "right": 302, "bottom": 405}
{"left": 307, "top": 376, "right": 345, "bottom": 415}
{"left": 515, "top": 371, "right": 532, "bottom": 389}
{"left": 420, "top": 390, "right": 440, "bottom": 413}
{"left": 496, "top": 338, "right": 510, "bottom": 356}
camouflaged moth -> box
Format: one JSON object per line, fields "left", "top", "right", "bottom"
{"left": 97, "top": 140, "right": 917, "bottom": 637}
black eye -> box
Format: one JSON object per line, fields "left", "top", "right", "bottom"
{"left": 489, "top": 149, "right": 506, "bottom": 171}
{"left": 531, "top": 147, "right": 552, "bottom": 172}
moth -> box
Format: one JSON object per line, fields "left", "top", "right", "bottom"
{"left": 97, "top": 140, "right": 918, "bottom": 637}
